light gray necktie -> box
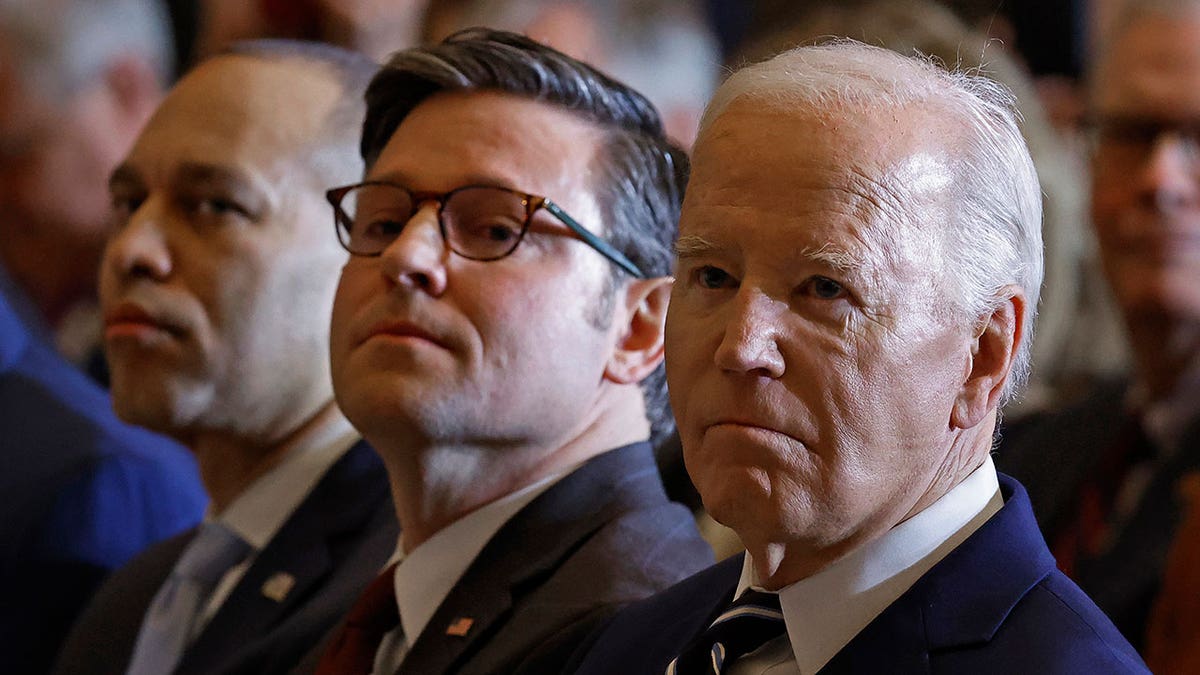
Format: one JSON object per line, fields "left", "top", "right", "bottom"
{"left": 126, "top": 522, "right": 251, "bottom": 675}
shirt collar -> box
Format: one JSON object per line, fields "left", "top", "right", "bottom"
{"left": 738, "top": 454, "right": 1003, "bottom": 674}
{"left": 211, "top": 413, "right": 359, "bottom": 551}
{"left": 391, "top": 468, "right": 570, "bottom": 643}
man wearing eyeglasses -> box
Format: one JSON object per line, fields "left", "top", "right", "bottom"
{"left": 311, "top": 29, "right": 713, "bottom": 675}
{"left": 996, "top": 0, "right": 1200, "bottom": 654}
{"left": 53, "top": 43, "right": 400, "bottom": 675}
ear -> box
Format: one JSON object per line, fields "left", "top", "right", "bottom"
{"left": 951, "top": 287, "right": 1026, "bottom": 430}
{"left": 604, "top": 276, "right": 673, "bottom": 385}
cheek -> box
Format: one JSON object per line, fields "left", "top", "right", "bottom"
{"left": 329, "top": 271, "right": 362, "bottom": 355}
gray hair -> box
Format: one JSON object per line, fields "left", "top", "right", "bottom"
{"left": 0, "top": 0, "right": 173, "bottom": 100}
{"left": 703, "top": 41, "right": 1043, "bottom": 404}
{"left": 362, "top": 28, "right": 687, "bottom": 444}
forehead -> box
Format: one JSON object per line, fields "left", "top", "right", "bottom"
{"left": 127, "top": 55, "right": 341, "bottom": 181}
{"left": 683, "top": 99, "right": 954, "bottom": 263}
{"left": 368, "top": 90, "right": 603, "bottom": 206}
{"left": 1096, "top": 14, "right": 1200, "bottom": 116}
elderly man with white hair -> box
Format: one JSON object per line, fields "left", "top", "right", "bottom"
{"left": 566, "top": 41, "right": 1148, "bottom": 674}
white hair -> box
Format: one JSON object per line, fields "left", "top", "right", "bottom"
{"left": 0, "top": 0, "right": 173, "bottom": 99}
{"left": 702, "top": 41, "right": 1043, "bottom": 404}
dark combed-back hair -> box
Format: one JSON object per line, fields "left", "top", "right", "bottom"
{"left": 361, "top": 28, "right": 687, "bottom": 444}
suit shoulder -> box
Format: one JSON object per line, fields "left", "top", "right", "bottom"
{"left": 565, "top": 557, "right": 742, "bottom": 675}
{"left": 936, "top": 570, "right": 1149, "bottom": 674}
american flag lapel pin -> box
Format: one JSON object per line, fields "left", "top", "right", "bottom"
{"left": 446, "top": 617, "right": 474, "bottom": 637}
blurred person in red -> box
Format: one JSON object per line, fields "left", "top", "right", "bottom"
{"left": 190, "top": 0, "right": 428, "bottom": 64}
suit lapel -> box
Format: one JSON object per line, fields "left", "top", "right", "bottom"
{"left": 178, "top": 441, "right": 390, "bottom": 674}
{"left": 822, "top": 475, "right": 1054, "bottom": 673}
{"left": 398, "top": 443, "right": 662, "bottom": 675}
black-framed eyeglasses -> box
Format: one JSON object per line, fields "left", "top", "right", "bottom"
{"left": 326, "top": 181, "right": 645, "bottom": 278}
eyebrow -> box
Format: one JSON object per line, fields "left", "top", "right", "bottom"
{"left": 109, "top": 163, "right": 144, "bottom": 191}
{"left": 800, "top": 242, "right": 864, "bottom": 273}
{"left": 172, "top": 162, "right": 256, "bottom": 191}
{"left": 673, "top": 234, "right": 720, "bottom": 258}
{"left": 366, "top": 169, "right": 518, "bottom": 193}
{"left": 675, "top": 234, "right": 866, "bottom": 275}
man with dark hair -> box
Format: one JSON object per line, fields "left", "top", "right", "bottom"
{"left": 53, "top": 41, "right": 397, "bottom": 675}
{"left": 312, "top": 28, "right": 712, "bottom": 675}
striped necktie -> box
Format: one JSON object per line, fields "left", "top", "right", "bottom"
{"left": 666, "top": 589, "right": 786, "bottom": 674}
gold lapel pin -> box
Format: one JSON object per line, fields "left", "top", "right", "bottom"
{"left": 446, "top": 617, "right": 474, "bottom": 637}
{"left": 261, "top": 572, "right": 296, "bottom": 602}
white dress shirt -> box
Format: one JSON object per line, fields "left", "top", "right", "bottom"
{"left": 727, "top": 455, "right": 1004, "bottom": 675}
{"left": 372, "top": 469, "right": 571, "bottom": 674}
{"left": 192, "top": 413, "right": 360, "bottom": 637}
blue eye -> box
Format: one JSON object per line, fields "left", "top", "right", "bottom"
{"left": 808, "top": 276, "right": 846, "bottom": 299}
{"left": 696, "top": 265, "right": 733, "bottom": 289}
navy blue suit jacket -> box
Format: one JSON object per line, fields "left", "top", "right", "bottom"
{"left": 0, "top": 286, "right": 206, "bottom": 674}
{"left": 54, "top": 439, "right": 397, "bottom": 675}
{"left": 569, "top": 474, "right": 1148, "bottom": 674}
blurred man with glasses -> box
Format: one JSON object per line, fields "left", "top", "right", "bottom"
{"left": 311, "top": 28, "right": 712, "bottom": 675}
{"left": 997, "top": 0, "right": 1200, "bottom": 655}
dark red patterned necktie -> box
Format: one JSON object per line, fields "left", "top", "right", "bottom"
{"left": 315, "top": 563, "right": 400, "bottom": 675}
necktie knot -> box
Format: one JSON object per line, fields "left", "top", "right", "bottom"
{"left": 667, "top": 589, "right": 786, "bottom": 674}
{"left": 174, "top": 522, "right": 252, "bottom": 588}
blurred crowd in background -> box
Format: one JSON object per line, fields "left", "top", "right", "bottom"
{"left": 0, "top": 0, "right": 1133, "bottom": 417}
{"left": 0, "top": 0, "right": 1178, "bottom": 670}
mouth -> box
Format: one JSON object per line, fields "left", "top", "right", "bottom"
{"left": 705, "top": 420, "right": 804, "bottom": 444}
{"left": 360, "top": 319, "right": 445, "bottom": 348}
{"left": 103, "top": 303, "right": 181, "bottom": 341}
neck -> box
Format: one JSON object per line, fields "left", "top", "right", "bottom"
{"left": 745, "top": 419, "right": 994, "bottom": 591}
{"left": 0, "top": 231, "right": 99, "bottom": 328}
{"left": 1126, "top": 316, "right": 1200, "bottom": 408}
{"left": 381, "top": 390, "right": 650, "bottom": 552}
{"left": 189, "top": 401, "right": 344, "bottom": 513}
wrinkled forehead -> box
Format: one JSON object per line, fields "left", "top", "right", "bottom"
{"left": 686, "top": 98, "right": 958, "bottom": 262}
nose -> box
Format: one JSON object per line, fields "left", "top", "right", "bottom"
{"left": 713, "top": 287, "right": 786, "bottom": 378}
{"left": 104, "top": 198, "right": 172, "bottom": 283}
{"left": 378, "top": 203, "right": 448, "bottom": 295}
{"left": 1138, "top": 131, "right": 1200, "bottom": 212}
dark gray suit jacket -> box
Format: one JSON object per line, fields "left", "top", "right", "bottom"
{"left": 300, "top": 441, "right": 714, "bottom": 675}
{"left": 996, "top": 378, "right": 1200, "bottom": 650}
{"left": 53, "top": 440, "right": 397, "bottom": 675}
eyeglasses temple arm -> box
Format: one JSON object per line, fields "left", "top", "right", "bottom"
{"left": 542, "top": 199, "right": 646, "bottom": 279}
